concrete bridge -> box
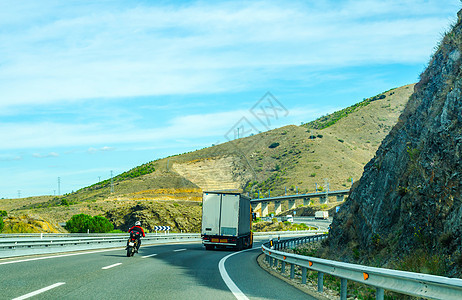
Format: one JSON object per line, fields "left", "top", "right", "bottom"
{"left": 250, "top": 189, "right": 349, "bottom": 217}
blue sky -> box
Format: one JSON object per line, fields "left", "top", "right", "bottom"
{"left": 0, "top": 0, "right": 460, "bottom": 198}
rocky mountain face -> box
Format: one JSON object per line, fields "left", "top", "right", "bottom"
{"left": 328, "top": 10, "right": 462, "bottom": 277}
{"left": 105, "top": 201, "right": 202, "bottom": 233}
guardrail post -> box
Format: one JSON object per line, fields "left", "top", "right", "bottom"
{"left": 281, "top": 261, "right": 285, "bottom": 274}
{"left": 317, "top": 272, "right": 324, "bottom": 292}
{"left": 340, "top": 278, "right": 347, "bottom": 300}
{"left": 376, "top": 287, "right": 384, "bottom": 300}
{"left": 269, "top": 257, "right": 273, "bottom": 267}
{"left": 290, "top": 264, "right": 295, "bottom": 279}
{"left": 302, "top": 267, "right": 307, "bottom": 284}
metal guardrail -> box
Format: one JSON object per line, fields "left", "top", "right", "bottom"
{"left": 0, "top": 230, "right": 322, "bottom": 259}
{"left": 0, "top": 233, "right": 201, "bottom": 258}
{"left": 253, "top": 230, "right": 326, "bottom": 236}
{"left": 262, "top": 235, "right": 462, "bottom": 300}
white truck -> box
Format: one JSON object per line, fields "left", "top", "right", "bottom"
{"left": 201, "top": 191, "right": 253, "bottom": 251}
{"left": 315, "top": 211, "right": 329, "bottom": 220}
{"left": 281, "top": 215, "right": 294, "bottom": 223}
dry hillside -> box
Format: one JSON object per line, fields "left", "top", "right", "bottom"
{"left": 0, "top": 84, "right": 413, "bottom": 231}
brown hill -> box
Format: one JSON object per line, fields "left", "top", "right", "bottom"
{"left": 0, "top": 84, "right": 413, "bottom": 231}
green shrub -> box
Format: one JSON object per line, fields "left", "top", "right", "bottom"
{"left": 317, "top": 134, "right": 323, "bottom": 138}
{"left": 269, "top": 142, "right": 280, "bottom": 149}
{"left": 0, "top": 217, "right": 3, "bottom": 232}
{"left": 65, "top": 214, "right": 113, "bottom": 233}
{"left": 0, "top": 210, "right": 7, "bottom": 217}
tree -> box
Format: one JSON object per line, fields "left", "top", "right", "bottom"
{"left": 65, "top": 214, "right": 113, "bottom": 233}
{"left": 92, "top": 216, "right": 113, "bottom": 233}
{"left": 0, "top": 217, "right": 3, "bottom": 232}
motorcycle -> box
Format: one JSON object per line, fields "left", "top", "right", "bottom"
{"left": 127, "top": 231, "right": 141, "bottom": 257}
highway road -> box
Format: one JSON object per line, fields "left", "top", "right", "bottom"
{"left": 0, "top": 237, "right": 317, "bottom": 300}
{"left": 292, "top": 216, "right": 332, "bottom": 231}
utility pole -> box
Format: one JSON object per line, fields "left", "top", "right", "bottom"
{"left": 98, "top": 176, "right": 101, "bottom": 182}
{"left": 17, "top": 190, "right": 21, "bottom": 198}
{"left": 110, "top": 170, "right": 114, "bottom": 193}
{"left": 58, "top": 177, "right": 61, "bottom": 196}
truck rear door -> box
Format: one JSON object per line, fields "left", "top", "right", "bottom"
{"left": 202, "top": 192, "right": 222, "bottom": 235}
{"left": 220, "top": 193, "right": 239, "bottom": 236}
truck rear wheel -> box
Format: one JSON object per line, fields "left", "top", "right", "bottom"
{"left": 235, "top": 239, "right": 243, "bottom": 251}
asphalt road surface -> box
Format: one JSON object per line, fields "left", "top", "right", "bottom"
{"left": 1, "top": 238, "right": 317, "bottom": 300}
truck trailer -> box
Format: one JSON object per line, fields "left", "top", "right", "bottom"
{"left": 315, "top": 211, "right": 329, "bottom": 220}
{"left": 201, "top": 191, "right": 253, "bottom": 250}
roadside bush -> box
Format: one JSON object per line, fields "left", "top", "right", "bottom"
{"left": 269, "top": 142, "right": 280, "bottom": 149}
{"left": 0, "top": 210, "right": 7, "bottom": 217}
{"left": 65, "top": 214, "right": 113, "bottom": 233}
{"left": 0, "top": 217, "right": 3, "bottom": 232}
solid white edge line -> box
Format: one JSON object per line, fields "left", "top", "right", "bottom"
{"left": 142, "top": 253, "right": 157, "bottom": 258}
{"left": 12, "top": 282, "right": 66, "bottom": 300}
{"left": 173, "top": 248, "right": 187, "bottom": 252}
{"left": 102, "top": 263, "right": 122, "bottom": 270}
{"left": 219, "top": 248, "right": 256, "bottom": 300}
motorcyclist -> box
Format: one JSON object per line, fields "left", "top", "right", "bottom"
{"left": 128, "top": 221, "right": 145, "bottom": 253}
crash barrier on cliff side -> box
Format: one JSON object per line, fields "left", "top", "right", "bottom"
{"left": 262, "top": 235, "right": 462, "bottom": 300}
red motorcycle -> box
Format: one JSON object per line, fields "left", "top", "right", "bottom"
{"left": 126, "top": 231, "right": 141, "bottom": 257}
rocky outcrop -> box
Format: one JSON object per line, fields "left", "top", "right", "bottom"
{"left": 105, "top": 202, "right": 202, "bottom": 233}
{"left": 328, "top": 9, "right": 462, "bottom": 276}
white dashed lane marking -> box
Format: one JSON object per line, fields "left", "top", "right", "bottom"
{"left": 102, "top": 263, "right": 122, "bottom": 270}
{"left": 173, "top": 248, "right": 187, "bottom": 252}
{"left": 12, "top": 282, "right": 66, "bottom": 300}
{"left": 142, "top": 253, "right": 158, "bottom": 258}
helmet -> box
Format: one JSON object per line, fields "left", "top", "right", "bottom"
{"left": 135, "top": 221, "right": 141, "bottom": 226}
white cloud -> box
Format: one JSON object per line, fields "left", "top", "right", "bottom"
{"left": 32, "top": 152, "right": 59, "bottom": 158}
{"left": 0, "top": 154, "right": 22, "bottom": 161}
{"left": 0, "top": 0, "right": 458, "bottom": 108}
{"left": 87, "top": 146, "right": 115, "bottom": 153}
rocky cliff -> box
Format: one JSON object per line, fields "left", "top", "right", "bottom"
{"left": 328, "top": 9, "right": 462, "bottom": 277}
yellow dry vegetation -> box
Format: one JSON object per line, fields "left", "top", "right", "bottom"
{"left": 131, "top": 188, "right": 202, "bottom": 195}
{"left": 2, "top": 215, "right": 64, "bottom": 233}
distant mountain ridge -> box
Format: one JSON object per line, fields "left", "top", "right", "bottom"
{"left": 1, "top": 83, "right": 414, "bottom": 231}
{"left": 63, "top": 83, "right": 413, "bottom": 203}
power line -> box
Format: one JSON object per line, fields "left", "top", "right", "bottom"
{"left": 110, "top": 170, "right": 114, "bottom": 193}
